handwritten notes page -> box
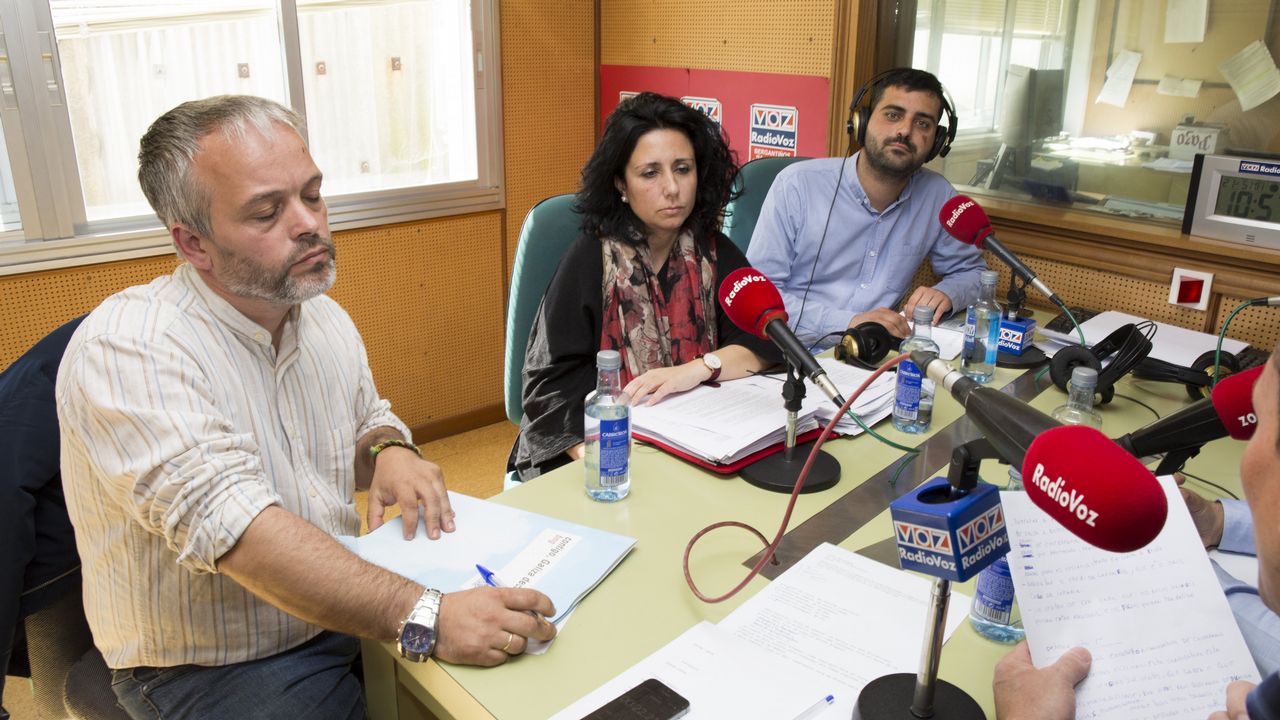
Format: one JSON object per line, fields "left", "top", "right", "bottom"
{"left": 1002, "top": 477, "right": 1259, "bottom": 719}
{"left": 718, "top": 543, "right": 971, "bottom": 719}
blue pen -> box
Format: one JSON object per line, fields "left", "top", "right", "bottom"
{"left": 792, "top": 694, "right": 834, "bottom": 720}
{"left": 476, "top": 564, "right": 548, "bottom": 622}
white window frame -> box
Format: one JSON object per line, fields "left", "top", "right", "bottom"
{"left": 0, "top": 0, "right": 503, "bottom": 276}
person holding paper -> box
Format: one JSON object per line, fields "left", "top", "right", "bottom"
{"left": 993, "top": 344, "right": 1280, "bottom": 720}
{"left": 1179, "top": 474, "right": 1280, "bottom": 676}
{"left": 58, "top": 96, "right": 556, "bottom": 720}
{"left": 509, "top": 92, "right": 781, "bottom": 481}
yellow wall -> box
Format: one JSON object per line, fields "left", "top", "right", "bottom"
{"left": 0, "top": 0, "right": 598, "bottom": 441}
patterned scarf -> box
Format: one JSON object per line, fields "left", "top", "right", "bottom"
{"left": 600, "top": 231, "right": 718, "bottom": 385}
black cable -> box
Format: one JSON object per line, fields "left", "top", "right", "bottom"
{"left": 1180, "top": 470, "right": 1240, "bottom": 501}
{"left": 792, "top": 135, "right": 857, "bottom": 353}
{"left": 1111, "top": 392, "right": 1161, "bottom": 421}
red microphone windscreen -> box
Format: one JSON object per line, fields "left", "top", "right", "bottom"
{"left": 939, "top": 195, "right": 993, "bottom": 248}
{"left": 1021, "top": 425, "right": 1168, "bottom": 553}
{"left": 1213, "top": 365, "right": 1263, "bottom": 440}
{"left": 719, "top": 267, "right": 788, "bottom": 339}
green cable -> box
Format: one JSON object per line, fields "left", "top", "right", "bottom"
{"left": 1059, "top": 303, "right": 1088, "bottom": 346}
{"left": 841, "top": 407, "right": 922, "bottom": 454}
{"left": 1213, "top": 300, "right": 1252, "bottom": 386}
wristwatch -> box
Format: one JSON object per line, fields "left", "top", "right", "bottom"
{"left": 397, "top": 588, "right": 442, "bottom": 662}
{"left": 700, "top": 352, "right": 722, "bottom": 383}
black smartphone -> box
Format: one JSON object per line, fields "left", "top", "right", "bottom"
{"left": 580, "top": 678, "right": 691, "bottom": 720}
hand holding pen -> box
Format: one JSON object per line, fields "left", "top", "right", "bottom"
{"left": 476, "top": 564, "right": 550, "bottom": 624}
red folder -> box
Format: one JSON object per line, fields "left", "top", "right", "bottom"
{"left": 633, "top": 427, "right": 835, "bottom": 474}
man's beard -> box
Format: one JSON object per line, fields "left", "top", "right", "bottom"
{"left": 215, "top": 235, "right": 337, "bottom": 305}
{"left": 863, "top": 134, "right": 925, "bottom": 181}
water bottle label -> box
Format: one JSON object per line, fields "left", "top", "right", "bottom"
{"left": 983, "top": 320, "right": 1001, "bottom": 364}
{"left": 598, "top": 417, "right": 629, "bottom": 483}
{"left": 972, "top": 557, "right": 1015, "bottom": 624}
{"left": 894, "top": 360, "right": 922, "bottom": 420}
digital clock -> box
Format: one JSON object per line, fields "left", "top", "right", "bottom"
{"left": 1184, "top": 153, "right": 1280, "bottom": 250}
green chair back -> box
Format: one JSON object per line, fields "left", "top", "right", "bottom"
{"left": 505, "top": 194, "right": 581, "bottom": 425}
{"left": 721, "top": 156, "right": 811, "bottom": 254}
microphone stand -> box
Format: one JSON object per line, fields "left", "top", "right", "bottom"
{"left": 855, "top": 440, "right": 992, "bottom": 720}
{"left": 738, "top": 362, "right": 841, "bottom": 494}
{"left": 997, "top": 275, "right": 1047, "bottom": 369}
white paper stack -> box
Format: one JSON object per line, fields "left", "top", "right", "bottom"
{"left": 630, "top": 358, "right": 896, "bottom": 466}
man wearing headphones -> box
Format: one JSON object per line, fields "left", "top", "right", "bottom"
{"left": 748, "top": 67, "right": 987, "bottom": 351}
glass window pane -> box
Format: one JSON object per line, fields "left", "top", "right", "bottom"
{"left": 297, "top": 0, "right": 477, "bottom": 196}
{"left": 0, "top": 118, "right": 23, "bottom": 240}
{"left": 50, "top": 1, "right": 288, "bottom": 224}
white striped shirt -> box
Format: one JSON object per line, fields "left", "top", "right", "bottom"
{"left": 56, "top": 263, "right": 411, "bottom": 669}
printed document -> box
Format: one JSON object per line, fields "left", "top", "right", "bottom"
{"left": 718, "top": 543, "right": 971, "bottom": 719}
{"left": 548, "top": 622, "right": 834, "bottom": 719}
{"left": 339, "top": 491, "right": 635, "bottom": 651}
{"left": 1002, "top": 477, "right": 1259, "bottom": 719}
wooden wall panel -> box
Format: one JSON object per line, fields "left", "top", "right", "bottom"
{"left": 601, "top": 0, "right": 836, "bottom": 76}
{"left": 501, "top": 0, "right": 598, "bottom": 281}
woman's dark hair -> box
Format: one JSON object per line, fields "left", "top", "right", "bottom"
{"left": 575, "top": 92, "right": 739, "bottom": 245}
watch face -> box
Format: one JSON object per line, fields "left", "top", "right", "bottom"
{"left": 401, "top": 622, "right": 435, "bottom": 654}
{"left": 704, "top": 353, "right": 722, "bottom": 369}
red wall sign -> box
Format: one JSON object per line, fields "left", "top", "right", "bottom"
{"left": 600, "top": 65, "right": 831, "bottom": 164}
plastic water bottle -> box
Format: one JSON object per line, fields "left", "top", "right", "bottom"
{"left": 1051, "top": 366, "right": 1104, "bottom": 429}
{"left": 892, "top": 305, "right": 940, "bottom": 434}
{"left": 961, "top": 270, "right": 1002, "bottom": 383}
{"left": 969, "top": 468, "right": 1026, "bottom": 643}
{"left": 584, "top": 350, "right": 631, "bottom": 501}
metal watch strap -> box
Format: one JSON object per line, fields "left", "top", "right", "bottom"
{"left": 396, "top": 588, "right": 442, "bottom": 662}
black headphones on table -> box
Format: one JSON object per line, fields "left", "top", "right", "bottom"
{"left": 834, "top": 322, "right": 900, "bottom": 370}
{"left": 1132, "top": 351, "right": 1241, "bottom": 400}
{"left": 846, "top": 69, "right": 959, "bottom": 162}
{"left": 1049, "top": 322, "right": 1154, "bottom": 405}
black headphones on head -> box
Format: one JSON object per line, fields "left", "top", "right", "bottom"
{"left": 847, "top": 69, "right": 959, "bottom": 162}
{"left": 1049, "top": 323, "right": 1154, "bottom": 405}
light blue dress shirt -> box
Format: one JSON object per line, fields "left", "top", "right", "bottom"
{"left": 746, "top": 154, "right": 987, "bottom": 350}
{"left": 1216, "top": 498, "right": 1280, "bottom": 676}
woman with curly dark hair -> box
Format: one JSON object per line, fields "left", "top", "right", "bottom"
{"left": 508, "top": 92, "right": 781, "bottom": 481}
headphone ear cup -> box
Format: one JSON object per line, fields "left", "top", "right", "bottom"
{"left": 1050, "top": 345, "right": 1101, "bottom": 392}
{"left": 851, "top": 322, "right": 895, "bottom": 364}
{"left": 927, "top": 124, "right": 948, "bottom": 162}
{"left": 1188, "top": 350, "right": 1239, "bottom": 400}
{"left": 855, "top": 107, "right": 871, "bottom": 147}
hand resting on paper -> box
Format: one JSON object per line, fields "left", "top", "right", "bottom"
{"left": 1176, "top": 473, "right": 1225, "bottom": 549}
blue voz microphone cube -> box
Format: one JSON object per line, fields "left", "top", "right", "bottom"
{"left": 998, "top": 315, "right": 1037, "bottom": 356}
{"left": 891, "top": 477, "right": 1010, "bottom": 582}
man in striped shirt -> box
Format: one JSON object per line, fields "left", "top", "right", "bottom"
{"left": 56, "top": 96, "right": 555, "bottom": 719}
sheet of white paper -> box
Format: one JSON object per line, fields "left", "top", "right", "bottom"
{"left": 548, "top": 622, "right": 837, "bottom": 720}
{"left": 1003, "top": 478, "right": 1259, "bottom": 719}
{"left": 719, "top": 543, "right": 971, "bottom": 719}
{"left": 1164, "top": 0, "right": 1208, "bottom": 43}
{"left": 1221, "top": 40, "right": 1280, "bottom": 112}
{"left": 1097, "top": 50, "right": 1142, "bottom": 107}
{"left": 1210, "top": 549, "right": 1259, "bottom": 586}
{"left": 1156, "top": 75, "right": 1203, "bottom": 97}
{"left": 1142, "top": 157, "right": 1195, "bottom": 172}
{"left": 1075, "top": 310, "right": 1247, "bottom": 367}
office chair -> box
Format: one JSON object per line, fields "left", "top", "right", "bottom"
{"left": 1, "top": 315, "right": 128, "bottom": 719}
{"left": 504, "top": 194, "right": 582, "bottom": 427}
{"left": 721, "top": 156, "right": 810, "bottom": 254}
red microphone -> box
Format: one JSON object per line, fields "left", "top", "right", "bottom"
{"left": 718, "top": 267, "right": 844, "bottom": 404}
{"left": 1116, "top": 364, "right": 1262, "bottom": 460}
{"left": 1213, "top": 365, "right": 1262, "bottom": 440}
{"left": 939, "top": 195, "right": 1063, "bottom": 305}
{"left": 1023, "top": 425, "right": 1168, "bottom": 553}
